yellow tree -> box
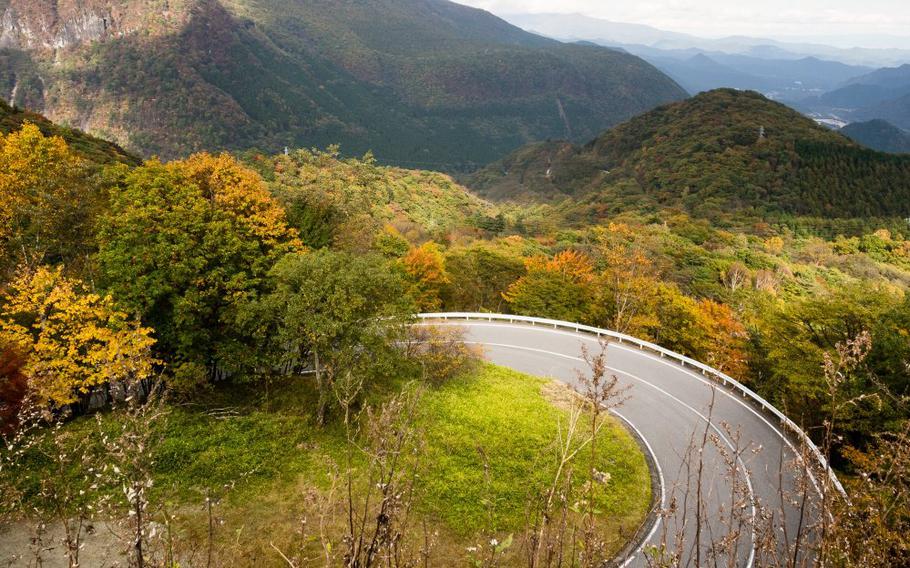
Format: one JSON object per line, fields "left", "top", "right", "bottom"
{"left": 176, "top": 152, "right": 302, "bottom": 249}
{"left": 401, "top": 242, "right": 450, "bottom": 311}
{"left": 0, "top": 266, "right": 158, "bottom": 406}
{"left": 0, "top": 123, "right": 94, "bottom": 267}
{"left": 596, "top": 223, "right": 660, "bottom": 334}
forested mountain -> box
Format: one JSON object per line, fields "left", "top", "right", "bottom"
{"left": 0, "top": 0, "right": 685, "bottom": 167}
{"left": 841, "top": 119, "right": 910, "bottom": 154}
{"left": 468, "top": 89, "right": 910, "bottom": 220}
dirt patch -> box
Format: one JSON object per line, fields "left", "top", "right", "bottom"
{"left": 0, "top": 520, "right": 125, "bottom": 567}
{"left": 539, "top": 379, "right": 586, "bottom": 412}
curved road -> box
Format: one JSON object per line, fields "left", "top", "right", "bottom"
{"left": 419, "top": 315, "right": 826, "bottom": 568}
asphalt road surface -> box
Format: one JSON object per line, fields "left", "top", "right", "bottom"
{"left": 420, "top": 317, "right": 825, "bottom": 568}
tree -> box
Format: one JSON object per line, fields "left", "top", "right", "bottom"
{"left": 180, "top": 152, "right": 300, "bottom": 249}
{"left": 752, "top": 284, "right": 903, "bottom": 440}
{"left": 0, "top": 123, "right": 98, "bottom": 271}
{"left": 697, "top": 299, "right": 749, "bottom": 378}
{"left": 442, "top": 245, "right": 525, "bottom": 312}
{"left": 401, "top": 242, "right": 450, "bottom": 311}
{"left": 268, "top": 148, "right": 385, "bottom": 250}
{"left": 0, "top": 266, "right": 157, "bottom": 407}
{"left": 723, "top": 261, "right": 751, "bottom": 293}
{"left": 504, "top": 250, "right": 596, "bottom": 324}
{"left": 253, "top": 250, "right": 414, "bottom": 423}
{"left": 595, "top": 224, "right": 661, "bottom": 334}
{"left": 95, "top": 155, "right": 300, "bottom": 390}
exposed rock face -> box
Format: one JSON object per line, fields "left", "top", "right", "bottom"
{"left": 0, "top": 0, "right": 184, "bottom": 50}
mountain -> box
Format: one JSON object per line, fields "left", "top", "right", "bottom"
{"left": 0, "top": 99, "right": 139, "bottom": 165}
{"left": 0, "top": 0, "right": 685, "bottom": 167}
{"left": 843, "top": 64, "right": 910, "bottom": 89}
{"left": 640, "top": 50, "right": 869, "bottom": 100}
{"left": 856, "top": 92, "right": 910, "bottom": 131}
{"left": 503, "top": 13, "right": 697, "bottom": 47}
{"left": 501, "top": 12, "right": 910, "bottom": 67}
{"left": 797, "top": 64, "right": 910, "bottom": 130}
{"left": 501, "top": 14, "right": 872, "bottom": 101}
{"left": 467, "top": 89, "right": 910, "bottom": 219}
{"left": 645, "top": 53, "right": 761, "bottom": 95}
{"left": 840, "top": 120, "right": 910, "bottom": 154}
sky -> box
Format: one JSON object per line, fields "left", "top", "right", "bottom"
{"left": 455, "top": 0, "right": 910, "bottom": 48}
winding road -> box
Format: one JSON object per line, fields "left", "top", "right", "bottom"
{"left": 418, "top": 313, "right": 835, "bottom": 568}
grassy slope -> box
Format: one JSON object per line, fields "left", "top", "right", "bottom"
{"left": 7, "top": 364, "right": 650, "bottom": 564}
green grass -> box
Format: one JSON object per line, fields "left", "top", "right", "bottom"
{"left": 418, "top": 365, "right": 651, "bottom": 535}
{"left": 4, "top": 363, "right": 651, "bottom": 562}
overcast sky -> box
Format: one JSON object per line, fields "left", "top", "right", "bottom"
{"left": 455, "top": 0, "right": 910, "bottom": 47}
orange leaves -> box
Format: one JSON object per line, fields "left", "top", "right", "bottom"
{"left": 696, "top": 299, "right": 750, "bottom": 378}
{"left": 524, "top": 250, "right": 595, "bottom": 284}
{"left": 175, "top": 152, "right": 302, "bottom": 249}
{"left": 504, "top": 250, "right": 596, "bottom": 324}
{"left": 0, "top": 266, "right": 158, "bottom": 407}
{"left": 401, "top": 242, "right": 450, "bottom": 311}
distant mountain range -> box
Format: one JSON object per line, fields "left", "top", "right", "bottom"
{"left": 467, "top": 89, "right": 910, "bottom": 220}
{"left": 0, "top": 0, "right": 685, "bottom": 167}
{"left": 797, "top": 65, "right": 910, "bottom": 131}
{"left": 503, "top": 13, "right": 910, "bottom": 68}
{"left": 631, "top": 49, "right": 870, "bottom": 101}
{"left": 501, "top": 12, "right": 910, "bottom": 144}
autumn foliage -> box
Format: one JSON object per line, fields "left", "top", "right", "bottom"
{"left": 178, "top": 152, "right": 302, "bottom": 248}
{"left": 504, "top": 250, "right": 596, "bottom": 324}
{"left": 0, "top": 266, "right": 158, "bottom": 407}
{"left": 0, "top": 123, "right": 95, "bottom": 268}
{"left": 401, "top": 242, "right": 450, "bottom": 311}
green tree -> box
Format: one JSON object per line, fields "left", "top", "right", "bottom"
{"left": 753, "top": 284, "right": 904, "bottom": 441}
{"left": 504, "top": 251, "right": 596, "bottom": 324}
{"left": 442, "top": 245, "right": 525, "bottom": 312}
{"left": 95, "top": 155, "right": 299, "bottom": 391}
{"left": 252, "top": 250, "right": 414, "bottom": 423}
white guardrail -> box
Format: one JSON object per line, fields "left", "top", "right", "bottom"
{"left": 418, "top": 312, "right": 847, "bottom": 499}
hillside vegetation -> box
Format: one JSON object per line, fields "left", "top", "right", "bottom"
{"left": 841, "top": 119, "right": 910, "bottom": 154}
{"left": 1, "top": 83, "right": 909, "bottom": 566}
{"left": 0, "top": 100, "right": 139, "bottom": 165}
{"left": 0, "top": 0, "right": 684, "bottom": 166}
{"left": 469, "top": 89, "right": 910, "bottom": 220}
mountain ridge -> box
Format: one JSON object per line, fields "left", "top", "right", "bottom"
{"left": 467, "top": 89, "right": 910, "bottom": 220}
{"left": 0, "top": 0, "right": 686, "bottom": 166}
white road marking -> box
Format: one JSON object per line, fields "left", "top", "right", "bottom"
{"left": 457, "top": 339, "right": 757, "bottom": 568}
{"left": 433, "top": 321, "right": 823, "bottom": 496}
